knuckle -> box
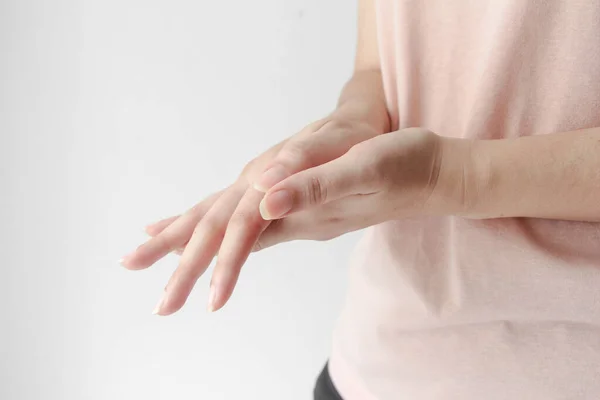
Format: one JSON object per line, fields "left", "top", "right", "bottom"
{"left": 189, "top": 202, "right": 204, "bottom": 214}
{"left": 228, "top": 213, "right": 250, "bottom": 229}
{"left": 348, "top": 143, "right": 386, "bottom": 187}
{"left": 229, "top": 211, "right": 263, "bottom": 231}
{"left": 347, "top": 141, "right": 370, "bottom": 158}
{"left": 279, "top": 140, "right": 311, "bottom": 168}
{"left": 153, "top": 232, "right": 178, "bottom": 251}
{"left": 301, "top": 118, "right": 328, "bottom": 135}
{"left": 306, "top": 176, "right": 327, "bottom": 206}
{"left": 194, "top": 217, "right": 221, "bottom": 237}
{"left": 240, "top": 157, "right": 258, "bottom": 177}
{"left": 323, "top": 118, "right": 350, "bottom": 133}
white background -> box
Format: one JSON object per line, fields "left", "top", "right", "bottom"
{"left": 1, "top": 1, "right": 359, "bottom": 399}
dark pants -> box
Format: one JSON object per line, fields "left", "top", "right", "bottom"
{"left": 314, "top": 363, "right": 343, "bottom": 400}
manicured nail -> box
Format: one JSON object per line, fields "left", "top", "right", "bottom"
{"left": 253, "top": 165, "right": 289, "bottom": 192}
{"left": 259, "top": 190, "right": 293, "bottom": 220}
{"left": 207, "top": 284, "right": 217, "bottom": 312}
{"left": 153, "top": 291, "right": 167, "bottom": 315}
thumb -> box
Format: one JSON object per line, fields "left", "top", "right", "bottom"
{"left": 258, "top": 152, "right": 369, "bottom": 220}
{"left": 253, "top": 119, "right": 378, "bottom": 192}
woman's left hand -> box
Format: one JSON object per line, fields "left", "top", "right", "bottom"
{"left": 252, "top": 128, "right": 470, "bottom": 249}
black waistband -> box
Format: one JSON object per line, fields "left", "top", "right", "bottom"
{"left": 314, "top": 362, "right": 344, "bottom": 400}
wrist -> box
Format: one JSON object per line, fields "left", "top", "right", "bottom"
{"left": 332, "top": 105, "right": 390, "bottom": 135}
{"left": 428, "top": 136, "right": 485, "bottom": 217}
{"left": 335, "top": 70, "right": 392, "bottom": 134}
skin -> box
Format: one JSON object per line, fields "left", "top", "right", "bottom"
{"left": 256, "top": 126, "right": 600, "bottom": 224}
{"left": 121, "top": 0, "right": 388, "bottom": 314}
{"left": 123, "top": 0, "right": 600, "bottom": 315}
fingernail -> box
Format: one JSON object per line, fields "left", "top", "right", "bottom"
{"left": 153, "top": 291, "right": 167, "bottom": 315}
{"left": 253, "top": 165, "right": 289, "bottom": 192}
{"left": 259, "top": 190, "right": 293, "bottom": 220}
{"left": 119, "top": 254, "right": 131, "bottom": 266}
{"left": 207, "top": 284, "right": 217, "bottom": 312}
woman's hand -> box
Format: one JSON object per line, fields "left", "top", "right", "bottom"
{"left": 253, "top": 128, "right": 471, "bottom": 248}
{"left": 121, "top": 114, "right": 382, "bottom": 315}
{"left": 186, "top": 128, "right": 469, "bottom": 314}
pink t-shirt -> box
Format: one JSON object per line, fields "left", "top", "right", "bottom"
{"left": 329, "top": 1, "right": 600, "bottom": 399}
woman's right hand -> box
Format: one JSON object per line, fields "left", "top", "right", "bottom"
{"left": 120, "top": 112, "right": 381, "bottom": 315}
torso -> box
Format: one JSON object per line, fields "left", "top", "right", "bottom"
{"left": 330, "top": 1, "right": 600, "bottom": 398}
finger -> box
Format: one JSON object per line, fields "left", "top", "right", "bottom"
{"left": 254, "top": 196, "right": 369, "bottom": 251}
{"left": 253, "top": 119, "right": 377, "bottom": 192}
{"left": 259, "top": 152, "right": 373, "bottom": 220}
{"left": 145, "top": 216, "right": 179, "bottom": 236}
{"left": 145, "top": 218, "right": 187, "bottom": 255}
{"left": 121, "top": 190, "right": 223, "bottom": 270}
{"left": 155, "top": 186, "right": 245, "bottom": 315}
{"left": 208, "top": 188, "right": 269, "bottom": 312}
{"left": 252, "top": 215, "right": 307, "bottom": 252}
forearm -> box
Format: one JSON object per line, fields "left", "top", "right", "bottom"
{"left": 441, "top": 127, "right": 600, "bottom": 221}
{"left": 333, "top": 69, "right": 391, "bottom": 134}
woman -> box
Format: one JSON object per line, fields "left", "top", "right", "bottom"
{"left": 122, "top": 0, "right": 600, "bottom": 398}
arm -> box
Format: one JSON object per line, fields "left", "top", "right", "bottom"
{"left": 127, "top": 0, "right": 393, "bottom": 315}
{"left": 440, "top": 127, "right": 600, "bottom": 221}
{"left": 332, "top": 0, "right": 390, "bottom": 134}
{"left": 253, "top": 0, "right": 390, "bottom": 169}
{"left": 253, "top": 0, "right": 389, "bottom": 176}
